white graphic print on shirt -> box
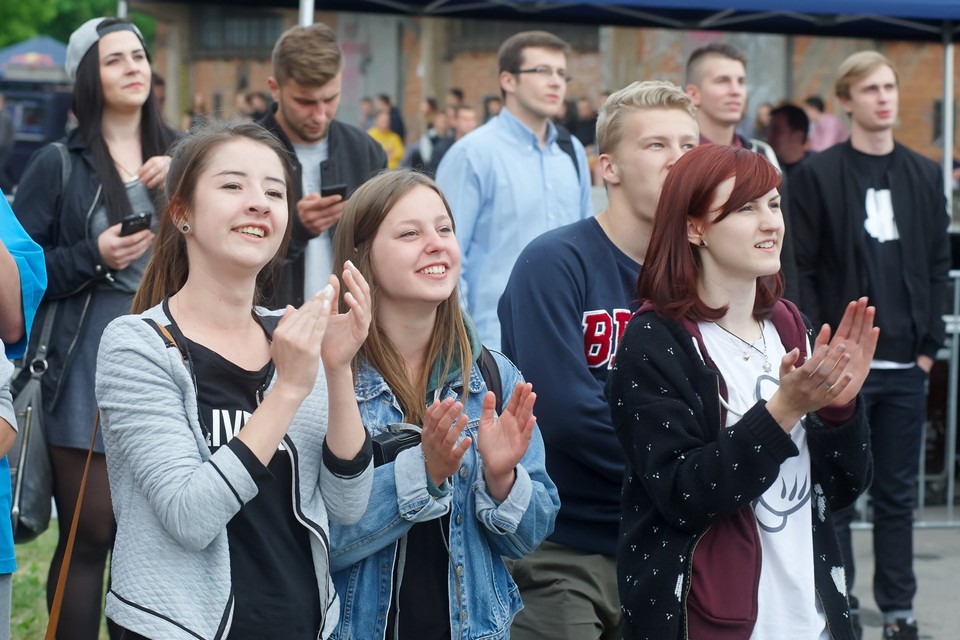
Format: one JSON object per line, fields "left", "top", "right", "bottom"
{"left": 864, "top": 187, "right": 899, "bottom": 242}
{"left": 699, "top": 321, "right": 828, "bottom": 640}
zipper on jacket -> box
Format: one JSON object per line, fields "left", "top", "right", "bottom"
{"left": 279, "top": 432, "right": 332, "bottom": 635}
{"left": 216, "top": 595, "right": 235, "bottom": 640}
{"left": 681, "top": 529, "right": 708, "bottom": 640}
{"left": 51, "top": 184, "right": 104, "bottom": 408}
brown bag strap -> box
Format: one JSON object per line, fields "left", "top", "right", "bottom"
{"left": 46, "top": 412, "right": 100, "bottom": 640}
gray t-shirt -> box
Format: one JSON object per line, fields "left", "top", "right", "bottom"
{"left": 293, "top": 140, "right": 333, "bottom": 298}
{"left": 90, "top": 178, "right": 157, "bottom": 294}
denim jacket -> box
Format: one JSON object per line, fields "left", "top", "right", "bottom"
{"left": 329, "top": 350, "right": 560, "bottom": 640}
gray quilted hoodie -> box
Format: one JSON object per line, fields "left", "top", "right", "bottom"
{"left": 95, "top": 304, "right": 373, "bottom": 639}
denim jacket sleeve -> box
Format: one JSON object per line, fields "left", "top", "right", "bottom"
{"left": 472, "top": 351, "right": 560, "bottom": 559}
{"left": 328, "top": 442, "right": 452, "bottom": 572}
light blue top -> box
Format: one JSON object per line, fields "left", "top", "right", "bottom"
{"left": 328, "top": 351, "right": 560, "bottom": 640}
{"left": 435, "top": 107, "right": 592, "bottom": 349}
{"left": 1, "top": 191, "right": 46, "bottom": 575}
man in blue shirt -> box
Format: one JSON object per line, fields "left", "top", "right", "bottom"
{"left": 1, "top": 192, "right": 47, "bottom": 639}
{"left": 435, "top": 30, "right": 591, "bottom": 349}
{"left": 499, "top": 81, "right": 699, "bottom": 640}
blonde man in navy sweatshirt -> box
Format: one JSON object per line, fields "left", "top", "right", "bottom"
{"left": 498, "top": 81, "right": 698, "bottom": 640}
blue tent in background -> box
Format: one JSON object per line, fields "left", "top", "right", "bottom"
{"left": 0, "top": 35, "right": 67, "bottom": 81}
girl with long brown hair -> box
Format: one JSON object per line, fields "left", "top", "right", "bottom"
{"left": 607, "top": 144, "right": 876, "bottom": 640}
{"left": 326, "top": 170, "right": 559, "bottom": 640}
{"left": 95, "top": 121, "right": 373, "bottom": 639}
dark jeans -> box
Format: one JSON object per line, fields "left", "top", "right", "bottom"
{"left": 833, "top": 365, "right": 927, "bottom": 614}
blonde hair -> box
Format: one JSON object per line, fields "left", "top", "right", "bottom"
{"left": 132, "top": 121, "right": 295, "bottom": 313}
{"left": 271, "top": 23, "right": 343, "bottom": 87}
{"left": 835, "top": 51, "right": 898, "bottom": 101}
{"left": 331, "top": 170, "right": 472, "bottom": 425}
{"left": 596, "top": 80, "right": 698, "bottom": 155}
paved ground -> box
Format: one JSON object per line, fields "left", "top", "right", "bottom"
{"left": 851, "top": 507, "right": 960, "bottom": 639}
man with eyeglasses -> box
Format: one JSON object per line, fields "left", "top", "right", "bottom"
{"left": 435, "top": 30, "right": 591, "bottom": 350}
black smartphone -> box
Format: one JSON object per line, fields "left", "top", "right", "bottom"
{"left": 120, "top": 212, "right": 152, "bottom": 237}
{"left": 320, "top": 183, "right": 348, "bottom": 199}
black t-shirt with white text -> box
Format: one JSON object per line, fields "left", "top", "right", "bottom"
{"left": 186, "top": 336, "right": 321, "bottom": 640}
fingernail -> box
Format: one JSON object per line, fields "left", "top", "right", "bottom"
{"left": 346, "top": 259, "right": 356, "bottom": 269}
{"left": 321, "top": 299, "right": 330, "bottom": 310}
{"left": 321, "top": 283, "right": 334, "bottom": 298}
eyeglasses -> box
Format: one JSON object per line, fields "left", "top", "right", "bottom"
{"left": 513, "top": 66, "right": 572, "bottom": 84}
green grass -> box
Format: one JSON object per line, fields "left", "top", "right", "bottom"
{"left": 11, "top": 524, "right": 110, "bottom": 639}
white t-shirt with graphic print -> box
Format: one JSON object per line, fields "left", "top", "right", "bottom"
{"left": 699, "top": 320, "right": 829, "bottom": 640}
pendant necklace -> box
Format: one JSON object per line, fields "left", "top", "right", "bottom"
{"left": 715, "top": 320, "right": 771, "bottom": 373}
{"left": 113, "top": 157, "right": 141, "bottom": 180}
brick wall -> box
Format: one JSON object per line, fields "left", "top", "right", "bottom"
{"left": 158, "top": 12, "right": 959, "bottom": 164}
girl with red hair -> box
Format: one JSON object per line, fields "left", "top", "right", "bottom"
{"left": 607, "top": 144, "right": 876, "bottom": 640}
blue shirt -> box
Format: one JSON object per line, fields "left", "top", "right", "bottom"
{"left": 1, "top": 191, "right": 48, "bottom": 575}
{"left": 435, "top": 107, "right": 592, "bottom": 349}
{"left": 1, "top": 194, "right": 46, "bottom": 360}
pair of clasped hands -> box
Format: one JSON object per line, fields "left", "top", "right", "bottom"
{"left": 766, "top": 297, "right": 880, "bottom": 432}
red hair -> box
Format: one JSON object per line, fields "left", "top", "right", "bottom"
{"left": 638, "top": 144, "right": 783, "bottom": 321}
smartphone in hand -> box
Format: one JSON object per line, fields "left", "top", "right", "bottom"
{"left": 320, "top": 183, "right": 348, "bottom": 199}
{"left": 120, "top": 212, "right": 152, "bottom": 237}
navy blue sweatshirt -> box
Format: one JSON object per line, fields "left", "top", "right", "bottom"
{"left": 498, "top": 217, "right": 640, "bottom": 555}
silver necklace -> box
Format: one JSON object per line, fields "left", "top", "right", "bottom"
{"left": 715, "top": 320, "right": 771, "bottom": 373}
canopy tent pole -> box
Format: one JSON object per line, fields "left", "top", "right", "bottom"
{"left": 942, "top": 22, "right": 957, "bottom": 522}
{"left": 943, "top": 24, "right": 954, "bottom": 206}
{"left": 300, "top": 0, "right": 316, "bottom": 26}
{"left": 117, "top": 1, "right": 128, "bottom": 17}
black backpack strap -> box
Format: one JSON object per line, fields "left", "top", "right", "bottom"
{"left": 477, "top": 346, "right": 503, "bottom": 415}
{"left": 143, "top": 318, "right": 186, "bottom": 363}
{"left": 554, "top": 124, "right": 581, "bottom": 182}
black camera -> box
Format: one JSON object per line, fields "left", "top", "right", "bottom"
{"left": 371, "top": 423, "right": 422, "bottom": 467}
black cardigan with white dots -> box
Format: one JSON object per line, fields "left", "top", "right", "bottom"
{"left": 607, "top": 300, "right": 870, "bottom": 640}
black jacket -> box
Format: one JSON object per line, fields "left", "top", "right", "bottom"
{"left": 13, "top": 128, "right": 174, "bottom": 408}
{"left": 258, "top": 108, "right": 387, "bottom": 308}
{"left": 788, "top": 141, "right": 951, "bottom": 360}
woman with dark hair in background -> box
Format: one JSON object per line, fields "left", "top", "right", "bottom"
{"left": 607, "top": 144, "right": 876, "bottom": 640}
{"left": 13, "top": 17, "right": 175, "bottom": 639}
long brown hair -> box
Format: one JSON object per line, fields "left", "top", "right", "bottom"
{"left": 332, "top": 170, "right": 472, "bottom": 425}
{"left": 132, "top": 121, "right": 295, "bottom": 313}
{"left": 638, "top": 144, "right": 783, "bottom": 321}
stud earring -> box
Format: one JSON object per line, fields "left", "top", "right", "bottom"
{"left": 698, "top": 238, "right": 706, "bottom": 247}
{"left": 180, "top": 222, "right": 191, "bottom": 234}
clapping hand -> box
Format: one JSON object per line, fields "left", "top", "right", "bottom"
{"left": 271, "top": 288, "right": 333, "bottom": 400}
{"left": 320, "top": 260, "right": 372, "bottom": 371}
{"left": 421, "top": 398, "right": 472, "bottom": 488}
{"left": 817, "top": 297, "right": 879, "bottom": 407}
{"left": 767, "top": 297, "right": 879, "bottom": 430}
{"left": 478, "top": 382, "right": 537, "bottom": 501}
